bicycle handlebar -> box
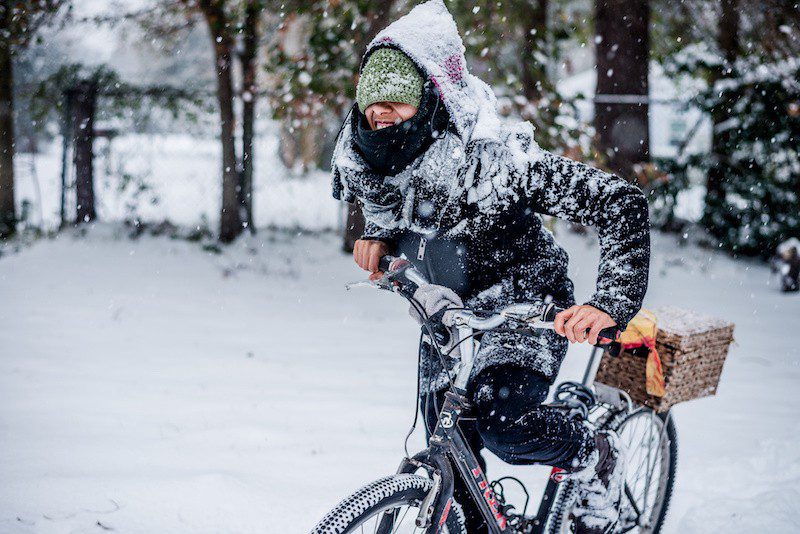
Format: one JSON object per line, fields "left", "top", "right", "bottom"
{"left": 377, "top": 255, "right": 620, "bottom": 345}
{"left": 379, "top": 255, "right": 429, "bottom": 287}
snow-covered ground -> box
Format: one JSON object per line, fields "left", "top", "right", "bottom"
{"left": 1, "top": 224, "right": 799, "bottom": 533}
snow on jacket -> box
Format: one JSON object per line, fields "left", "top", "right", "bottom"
{"left": 331, "top": 0, "right": 651, "bottom": 392}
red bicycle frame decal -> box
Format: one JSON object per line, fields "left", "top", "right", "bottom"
{"left": 549, "top": 467, "right": 568, "bottom": 483}
{"left": 472, "top": 467, "right": 507, "bottom": 530}
{"left": 436, "top": 498, "right": 452, "bottom": 532}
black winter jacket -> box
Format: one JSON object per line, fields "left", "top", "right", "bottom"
{"left": 358, "top": 145, "right": 650, "bottom": 391}
{"left": 331, "top": 0, "right": 651, "bottom": 392}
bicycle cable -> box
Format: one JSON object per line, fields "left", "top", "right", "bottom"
{"left": 405, "top": 294, "right": 457, "bottom": 392}
{"left": 398, "top": 294, "right": 532, "bottom": 455}
{"left": 403, "top": 330, "right": 425, "bottom": 459}
{"left": 400, "top": 294, "right": 456, "bottom": 455}
{"left": 490, "top": 476, "right": 531, "bottom": 517}
{"left": 443, "top": 329, "right": 478, "bottom": 357}
{"left": 441, "top": 314, "right": 541, "bottom": 358}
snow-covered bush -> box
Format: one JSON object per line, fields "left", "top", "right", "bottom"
{"left": 662, "top": 46, "right": 800, "bottom": 257}
{"left": 449, "top": 0, "right": 597, "bottom": 158}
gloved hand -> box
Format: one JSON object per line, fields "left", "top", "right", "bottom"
{"left": 408, "top": 283, "right": 464, "bottom": 326}
{"left": 408, "top": 284, "right": 464, "bottom": 358}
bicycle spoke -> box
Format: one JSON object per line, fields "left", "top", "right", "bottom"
{"left": 645, "top": 418, "right": 668, "bottom": 485}
{"left": 632, "top": 449, "right": 653, "bottom": 503}
{"left": 391, "top": 506, "right": 411, "bottom": 534}
{"left": 632, "top": 420, "right": 656, "bottom": 476}
{"left": 632, "top": 437, "right": 654, "bottom": 483}
{"left": 640, "top": 415, "right": 663, "bottom": 514}
{"left": 640, "top": 413, "right": 656, "bottom": 513}
{"left": 615, "top": 410, "right": 670, "bottom": 533}
{"left": 627, "top": 424, "right": 651, "bottom": 492}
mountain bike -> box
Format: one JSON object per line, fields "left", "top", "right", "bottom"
{"left": 312, "top": 257, "right": 677, "bottom": 534}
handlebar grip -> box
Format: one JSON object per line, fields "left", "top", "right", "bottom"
{"left": 546, "top": 305, "right": 620, "bottom": 345}
{"left": 597, "top": 326, "right": 620, "bottom": 342}
{"left": 378, "top": 255, "right": 396, "bottom": 273}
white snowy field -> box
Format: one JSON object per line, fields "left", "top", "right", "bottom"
{"left": 13, "top": 132, "right": 340, "bottom": 234}
{"left": 1, "top": 224, "right": 799, "bottom": 533}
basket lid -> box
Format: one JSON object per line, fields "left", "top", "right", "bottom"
{"left": 651, "top": 305, "right": 735, "bottom": 350}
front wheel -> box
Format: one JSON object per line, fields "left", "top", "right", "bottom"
{"left": 312, "top": 474, "right": 466, "bottom": 534}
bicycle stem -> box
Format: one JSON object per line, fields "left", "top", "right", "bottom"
{"left": 452, "top": 324, "right": 476, "bottom": 392}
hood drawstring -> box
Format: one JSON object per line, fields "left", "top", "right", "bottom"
{"left": 429, "top": 92, "right": 447, "bottom": 140}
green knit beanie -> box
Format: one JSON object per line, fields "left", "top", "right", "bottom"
{"left": 356, "top": 48, "right": 424, "bottom": 113}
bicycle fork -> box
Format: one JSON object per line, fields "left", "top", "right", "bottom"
{"left": 393, "top": 390, "right": 513, "bottom": 534}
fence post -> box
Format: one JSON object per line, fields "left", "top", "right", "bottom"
{"left": 70, "top": 80, "right": 98, "bottom": 224}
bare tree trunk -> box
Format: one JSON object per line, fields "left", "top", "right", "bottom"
{"left": 353, "top": 0, "right": 397, "bottom": 57}
{"left": 705, "top": 0, "right": 739, "bottom": 220}
{"left": 72, "top": 80, "right": 97, "bottom": 224}
{"left": 197, "top": 0, "right": 242, "bottom": 243}
{"left": 518, "top": 0, "right": 549, "bottom": 101}
{"left": 59, "top": 90, "right": 71, "bottom": 228}
{"left": 241, "top": 94, "right": 255, "bottom": 233}
{"left": 718, "top": 0, "right": 740, "bottom": 65}
{"left": 0, "top": 11, "right": 15, "bottom": 238}
{"left": 594, "top": 0, "right": 650, "bottom": 177}
{"left": 214, "top": 43, "right": 242, "bottom": 243}
{"left": 240, "top": 0, "right": 260, "bottom": 234}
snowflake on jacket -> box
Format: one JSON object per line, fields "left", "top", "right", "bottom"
{"left": 331, "top": 0, "right": 650, "bottom": 392}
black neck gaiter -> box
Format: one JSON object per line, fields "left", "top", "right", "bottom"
{"left": 352, "top": 81, "right": 451, "bottom": 176}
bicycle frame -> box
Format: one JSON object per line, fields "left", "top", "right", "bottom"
{"left": 392, "top": 318, "right": 612, "bottom": 534}
{"left": 357, "top": 258, "right": 626, "bottom": 534}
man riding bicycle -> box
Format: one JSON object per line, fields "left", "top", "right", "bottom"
{"left": 331, "top": 2, "right": 651, "bottom": 532}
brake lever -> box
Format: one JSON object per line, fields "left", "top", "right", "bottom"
{"left": 344, "top": 280, "right": 383, "bottom": 291}
{"left": 345, "top": 271, "right": 398, "bottom": 292}
{"left": 501, "top": 302, "right": 550, "bottom": 326}
{"left": 526, "top": 317, "right": 556, "bottom": 330}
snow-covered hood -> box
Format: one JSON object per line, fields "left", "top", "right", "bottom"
{"left": 362, "top": 0, "right": 501, "bottom": 143}
{"left": 331, "top": 0, "right": 538, "bottom": 234}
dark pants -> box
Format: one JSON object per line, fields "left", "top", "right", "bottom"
{"left": 421, "top": 365, "right": 595, "bottom": 532}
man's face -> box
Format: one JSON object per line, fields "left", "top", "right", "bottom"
{"left": 365, "top": 101, "right": 418, "bottom": 130}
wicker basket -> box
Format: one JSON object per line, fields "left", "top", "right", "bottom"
{"left": 595, "top": 306, "right": 735, "bottom": 412}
